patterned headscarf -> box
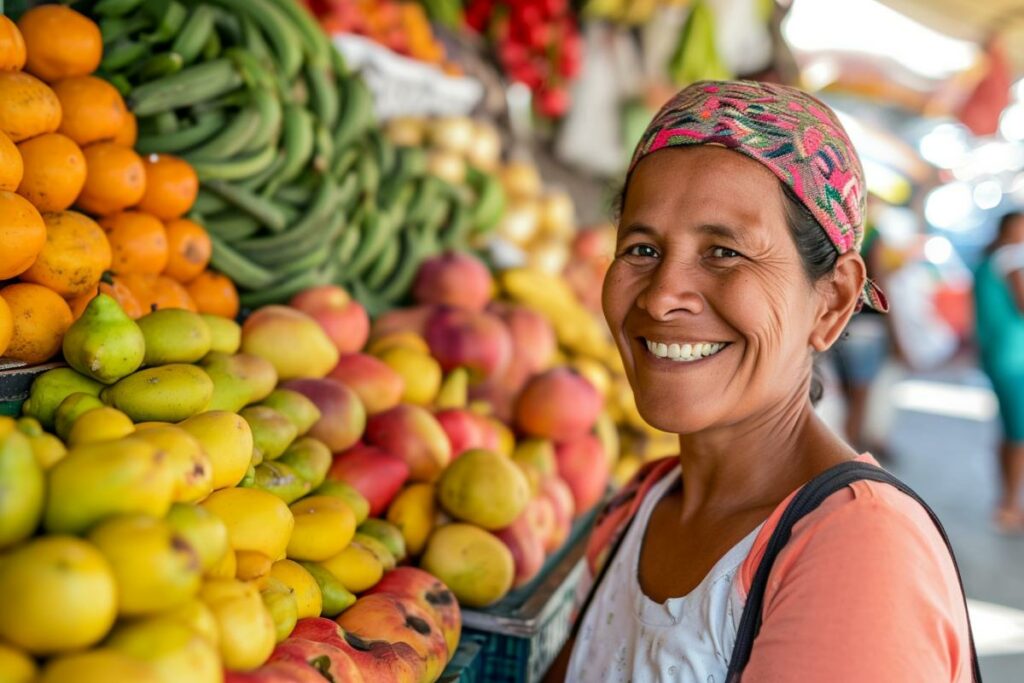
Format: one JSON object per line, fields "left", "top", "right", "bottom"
{"left": 629, "top": 80, "right": 888, "bottom": 312}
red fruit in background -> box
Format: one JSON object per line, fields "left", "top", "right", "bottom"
{"left": 328, "top": 353, "right": 405, "bottom": 415}
{"left": 424, "top": 306, "right": 513, "bottom": 381}
{"left": 554, "top": 434, "right": 609, "bottom": 516}
{"left": 495, "top": 511, "right": 546, "bottom": 587}
{"left": 537, "top": 85, "right": 570, "bottom": 117}
{"left": 269, "top": 639, "right": 365, "bottom": 683}
{"left": 435, "top": 408, "right": 496, "bottom": 459}
{"left": 290, "top": 285, "right": 370, "bottom": 356}
{"left": 224, "top": 660, "right": 328, "bottom": 683}
{"left": 290, "top": 618, "right": 424, "bottom": 683}
{"left": 282, "top": 378, "right": 366, "bottom": 452}
{"left": 524, "top": 495, "right": 557, "bottom": 545}
{"left": 337, "top": 594, "right": 449, "bottom": 682}
{"left": 514, "top": 368, "right": 601, "bottom": 441}
{"left": 364, "top": 404, "right": 452, "bottom": 482}
{"left": 539, "top": 476, "right": 575, "bottom": 552}
{"left": 369, "top": 304, "right": 433, "bottom": 342}
{"left": 365, "top": 567, "right": 462, "bottom": 656}
{"left": 327, "top": 444, "right": 410, "bottom": 517}
{"left": 412, "top": 251, "right": 494, "bottom": 313}
{"left": 488, "top": 301, "right": 557, "bottom": 378}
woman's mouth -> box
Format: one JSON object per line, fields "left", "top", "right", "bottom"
{"left": 641, "top": 338, "right": 729, "bottom": 363}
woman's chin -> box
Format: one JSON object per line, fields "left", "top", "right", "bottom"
{"left": 634, "top": 400, "right": 719, "bottom": 436}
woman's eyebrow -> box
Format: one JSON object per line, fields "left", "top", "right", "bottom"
{"left": 697, "top": 223, "right": 742, "bottom": 241}
{"left": 619, "top": 222, "right": 660, "bottom": 238}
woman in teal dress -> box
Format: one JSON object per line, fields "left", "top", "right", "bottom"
{"left": 974, "top": 211, "right": 1024, "bottom": 531}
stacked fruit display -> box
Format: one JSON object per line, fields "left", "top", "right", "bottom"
{"left": 0, "top": 5, "right": 234, "bottom": 368}
{"left": 82, "top": 0, "right": 502, "bottom": 313}
{"left": 464, "top": 0, "right": 582, "bottom": 118}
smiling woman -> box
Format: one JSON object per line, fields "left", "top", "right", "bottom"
{"left": 542, "top": 81, "right": 979, "bottom": 683}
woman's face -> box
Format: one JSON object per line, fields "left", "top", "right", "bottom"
{"left": 603, "top": 146, "right": 830, "bottom": 435}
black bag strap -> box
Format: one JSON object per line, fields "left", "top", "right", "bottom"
{"left": 724, "top": 460, "right": 982, "bottom": 682}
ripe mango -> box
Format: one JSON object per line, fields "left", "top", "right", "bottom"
{"left": 62, "top": 294, "right": 145, "bottom": 384}
{"left": 101, "top": 364, "right": 213, "bottom": 422}
{"left": 38, "top": 649, "right": 160, "bottom": 683}
{"left": 179, "top": 411, "right": 253, "bottom": 490}
{"left": 314, "top": 480, "right": 370, "bottom": 524}
{"left": 105, "top": 613, "right": 220, "bottom": 683}
{"left": 240, "top": 305, "right": 338, "bottom": 380}
{"left": 66, "top": 406, "right": 135, "bottom": 447}
{"left": 421, "top": 523, "right": 514, "bottom": 608}
{"left": 137, "top": 309, "right": 212, "bottom": 366}
{"left": 438, "top": 448, "right": 530, "bottom": 530}
{"left": 260, "top": 577, "right": 298, "bottom": 642}
{"left": 198, "top": 578, "right": 276, "bottom": 671}
{"left": 22, "top": 368, "right": 103, "bottom": 430}
{"left": 200, "top": 487, "right": 294, "bottom": 560}
{"left": 44, "top": 437, "right": 176, "bottom": 534}
{"left": 133, "top": 425, "right": 213, "bottom": 503}
{"left": 164, "top": 502, "right": 229, "bottom": 574}
{"left": 386, "top": 482, "right": 436, "bottom": 556}
{"left": 53, "top": 393, "right": 105, "bottom": 441}
{"left": 0, "top": 418, "right": 44, "bottom": 549}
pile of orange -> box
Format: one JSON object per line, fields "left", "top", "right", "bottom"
{"left": 0, "top": 7, "right": 238, "bottom": 366}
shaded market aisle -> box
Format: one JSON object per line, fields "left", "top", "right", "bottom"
{"left": 877, "top": 363, "right": 1024, "bottom": 681}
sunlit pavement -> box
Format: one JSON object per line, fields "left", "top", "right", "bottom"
{"left": 866, "top": 361, "right": 1024, "bottom": 681}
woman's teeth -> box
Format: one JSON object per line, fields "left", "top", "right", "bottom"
{"left": 644, "top": 339, "right": 725, "bottom": 362}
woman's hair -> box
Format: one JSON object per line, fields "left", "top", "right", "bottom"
{"left": 988, "top": 211, "right": 1024, "bottom": 254}
{"left": 612, "top": 178, "right": 841, "bottom": 403}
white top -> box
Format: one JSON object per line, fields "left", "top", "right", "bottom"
{"left": 566, "top": 470, "right": 764, "bottom": 683}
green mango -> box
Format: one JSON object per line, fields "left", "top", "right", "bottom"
{"left": 53, "top": 393, "right": 106, "bottom": 441}
{"left": 351, "top": 533, "right": 396, "bottom": 571}
{"left": 0, "top": 419, "right": 44, "bottom": 549}
{"left": 62, "top": 293, "right": 145, "bottom": 384}
{"left": 137, "top": 309, "right": 212, "bottom": 366}
{"left": 297, "top": 561, "right": 356, "bottom": 617}
{"left": 45, "top": 437, "right": 175, "bottom": 534}
{"left": 239, "top": 406, "right": 297, "bottom": 461}
{"left": 101, "top": 364, "right": 213, "bottom": 422}
{"left": 357, "top": 518, "right": 407, "bottom": 563}
{"left": 276, "top": 437, "right": 331, "bottom": 489}
{"left": 251, "top": 461, "right": 309, "bottom": 504}
{"left": 312, "top": 480, "right": 370, "bottom": 525}
{"left": 259, "top": 389, "right": 321, "bottom": 436}
{"left": 202, "top": 352, "right": 277, "bottom": 413}
{"left": 21, "top": 368, "right": 104, "bottom": 430}
{"left": 201, "top": 314, "right": 241, "bottom": 355}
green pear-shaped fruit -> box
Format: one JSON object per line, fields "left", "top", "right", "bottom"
{"left": 21, "top": 368, "right": 104, "bottom": 430}
{"left": 101, "top": 364, "right": 213, "bottom": 422}
{"left": 62, "top": 294, "right": 145, "bottom": 384}
{"left": 137, "top": 309, "right": 212, "bottom": 366}
{"left": 259, "top": 389, "right": 321, "bottom": 436}
{"left": 201, "top": 314, "right": 241, "bottom": 355}
{"left": 202, "top": 352, "right": 277, "bottom": 413}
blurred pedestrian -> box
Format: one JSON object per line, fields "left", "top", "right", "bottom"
{"left": 974, "top": 210, "right": 1024, "bottom": 532}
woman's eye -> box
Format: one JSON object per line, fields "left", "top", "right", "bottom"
{"left": 710, "top": 246, "right": 741, "bottom": 259}
{"left": 625, "top": 244, "right": 659, "bottom": 259}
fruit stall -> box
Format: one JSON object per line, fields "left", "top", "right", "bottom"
{"left": 0, "top": 1, "right": 685, "bottom": 681}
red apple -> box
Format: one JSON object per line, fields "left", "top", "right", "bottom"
{"left": 423, "top": 307, "right": 513, "bottom": 382}
{"left": 369, "top": 305, "right": 433, "bottom": 342}
{"left": 539, "top": 477, "right": 575, "bottom": 552}
{"left": 364, "top": 405, "right": 451, "bottom": 482}
{"left": 282, "top": 378, "right": 366, "bottom": 452}
{"left": 554, "top": 434, "right": 609, "bottom": 517}
{"left": 224, "top": 660, "right": 328, "bottom": 683}
{"left": 269, "top": 639, "right": 364, "bottom": 683}
{"left": 337, "top": 594, "right": 448, "bottom": 682}
{"left": 327, "top": 444, "right": 410, "bottom": 517}
{"left": 495, "top": 511, "right": 546, "bottom": 587}
{"left": 514, "top": 368, "right": 601, "bottom": 441}
{"left": 290, "top": 618, "right": 424, "bottom": 683}
{"left": 412, "top": 251, "right": 494, "bottom": 312}
{"left": 290, "top": 285, "right": 370, "bottom": 355}
{"left": 523, "top": 495, "right": 557, "bottom": 547}
{"left": 328, "top": 353, "right": 405, "bottom": 415}
{"left": 364, "top": 567, "right": 462, "bottom": 656}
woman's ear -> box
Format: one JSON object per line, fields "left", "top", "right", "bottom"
{"left": 809, "top": 251, "right": 866, "bottom": 352}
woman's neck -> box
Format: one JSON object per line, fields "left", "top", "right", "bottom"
{"left": 675, "top": 388, "right": 856, "bottom": 521}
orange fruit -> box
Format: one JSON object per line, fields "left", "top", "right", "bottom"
{"left": 137, "top": 154, "right": 199, "bottom": 220}
{"left": 0, "top": 190, "right": 46, "bottom": 280}
{"left": 17, "top": 5, "right": 101, "bottom": 82}
{"left": 0, "top": 71, "right": 61, "bottom": 142}
{"left": 152, "top": 275, "right": 197, "bottom": 312}
{"left": 118, "top": 272, "right": 158, "bottom": 315}
{"left": 186, "top": 270, "right": 239, "bottom": 319}
{"left": 52, "top": 76, "right": 128, "bottom": 147}
{"left": 99, "top": 210, "right": 168, "bottom": 275}
{"left": 0, "top": 282, "right": 73, "bottom": 364}
{"left": 0, "top": 15, "right": 26, "bottom": 72}
{"left": 16, "top": 133, "right": 86, "bottom": 212}
{"left": 77, "top": 143, "right": 146, "bottom": 216}
{"left": 113, "top": 111, "right": 137, "bottom": 147}
{"left": 0, "top": 296, "right": 12, "bottom": 357}
{"left": 0, "top": 130, "right": 23, "bottom": 192}
{"left": 68, "top": 275, "right": 143, "bottom": 321}
{"left": 21, "top": 210, "right": 111, "bottom": 297}
{"left": 163, "top": 218, "right": 211, "bottom": 283}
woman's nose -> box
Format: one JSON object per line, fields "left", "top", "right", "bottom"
{"left": 634, "top": 257, "right": 705, "bottom": 320}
